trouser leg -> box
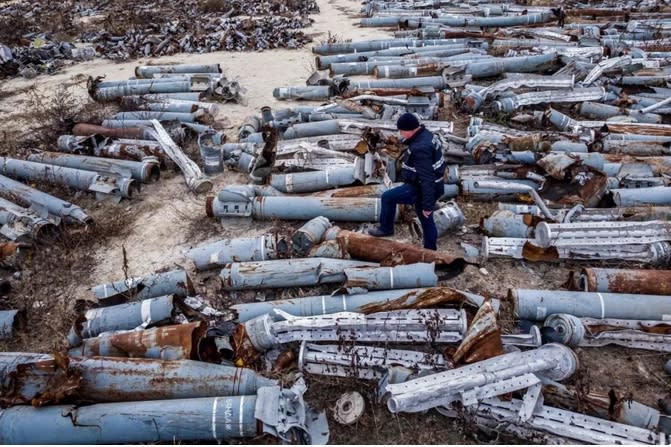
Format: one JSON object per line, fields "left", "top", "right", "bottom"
{"left": 416, "top": 202, "right": 438, "bottom": 250}
{"left": 379, "top": 184, "right": 418, "bottom": 234}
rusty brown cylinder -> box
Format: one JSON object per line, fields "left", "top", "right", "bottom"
{"left": 579, "top": 267, "right": 671, "bottom": 295}
{"left": 72, "top": 123, "right": 147, "bottom": 140}
{"left": 70, "top": 321, "right": 209, "bottom": 360}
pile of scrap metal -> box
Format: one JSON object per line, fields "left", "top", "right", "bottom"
{"left": 0, "top": 0, "right": 318, "bottom": 78}
{"left": 0, "top": 267, "right": 329, "bottom": 444}
{"left": 54, "top": 63, "right": 252, "bottom": 194}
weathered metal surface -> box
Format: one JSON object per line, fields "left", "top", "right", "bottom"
{"left": 451, "top": 300, "right": 504, "bottom": 365}
{"left": 298, "top": 342, "right": 448, "bottom": 380}
{"left": 543, "top": 382, "right": 668, "bottom": 434}
{"left": 0, "top": 157, "right": 136, "bottom": 200}
{"left": 513, "top": 289, "right": 671, "bottom": 321}
{"left": 27, "top": 151, "right": 160, "bottom": 184}
{"left": 186, "top": 234, "right": 289, "bottom": 271}
{"left": 446, "top": 396, "right": 666, "bottom": 445}
{"left": 545, "top": 313, "right": 671, "bottom": 352}
{"left": 335, "top": 230, "right": 466, "bottom": 277}
{"left": 67, "top": 295, "right": 176, "bottom": 347}
{"left": 0, "top": 174, "right": 91, "bottom": 225}
{"left": 579, "top": 267, "right": 671, "bottom": 295}
{"left": 292, "top": 216, "right": 331, "bottom": 257}
{"left": 68, "top": 321, "right": 207, "bottom": 360}
{"left": 385, "top": 343, "right": 578, "bottom": 413}
{"left": 220, "top": 258, "right": 378, "bottom": 290}
{"left": 0, "top": 354, "right": 277, "bottom": 404}
{"left": 343, "top": 263, "right": 438, "bottom": 291}
{"left": 91, "top": 269, "right": 194, "bottom": 306}
{"left": 149, "top": 120, "right": 212, "bottom": 193}
{"left": 0, "top": 380, "right": 328, "bottom": 444}
{"left": 231, "top": 287, "right": 489, "bottom": 322}
{"left": 238, "top": 308, "right": 467, "bottom": 355}
{"left": 0, "top": 196, "right": 59, "bottom": 242}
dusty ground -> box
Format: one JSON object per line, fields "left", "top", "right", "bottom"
{"left": 1, "top": 0, "right": 670, "bottom": 444}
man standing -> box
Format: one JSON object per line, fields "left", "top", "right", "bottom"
{"left": 367, "top": 112, "right": 446, "bottom": 250}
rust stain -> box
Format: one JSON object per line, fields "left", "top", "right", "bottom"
{"left": 566, "top": 8, "right": 630, "bottom": 16}
{"left": 1, "top": 354, "right": 83, "bottom": 407}
{"left": 0, "top": 242, "right": 20, "bottom": 260}
{"left": 342, "top": 88, "right": 429, "bottom": 98}
{"left": 272, "top": 349, "right": 296, "bottom": 372}
{"left": 584, "top": 322, "right": 671, "bottom": 336}
{"left": 543, "top": 384, "right": 632, "bottom": 424}
{"left": 521, "top": 242, "right": 559, "bottom": 262}
{"left": 358, "top": 288, "right": 476, "bottom": 314}
{"left": 72, "top": 123, "right": 146, "bottom": 139}
{"left": 451, "top": 300, "right": 504, "bottom": 365}
{"left": 80, "top": 321, "right": 205, "bottom": 360}
{"left": 318, "top": 184, "right": 383, "bottom": 198}
{"left": 604, "top": 123, "right": 671, "bottom": 136}
{"left": 582, "top": 268, "right": 671, "bottom": 295}
{"left": 503, "top": 134, "right": 549, "bottom": 152}
{"left": 335, "top": 230, "right": 467, "bottom": 278}
{"left": 232, "top": 324, "right": 262, "bottom": 367}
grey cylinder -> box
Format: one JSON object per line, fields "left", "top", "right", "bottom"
{"left": 186, "top": 235, "right": 285, "bottom": 271}
{"left": 135, "top": 64, "right": 221, "bottom": 78}
{"left": 269, "top": 167, "right": 359, "bottom": 193}
{"left": 231, "top": 288, "right": 487, "bottom": 322}
{"left": 513, "top": 289, "right": 671, "bottom": 321}
{"left": 293, "top": 216, "right": 331, "bottom": 257}
{"left": 344, "top": 263, "right": 437, "bottom": 290}
{"left": 273, "top": 86, "right": 332, "bottom": 101}
{"left": 27, "top": 152, "right": 160, "bottom": 184}
{"left": 0, "top": 157, "right": 135, "bottom": 199}
{"left": 220, "top": 258, "right": 377, "bottom": 290}
{"left": 67, "top": 295, "right": 175, "bottom": 347}
{"left": 0, "top": 396, "right": 259, "bottom": 443}
{"left": 283, "top": 120, "right": 341, "bottom": 139}
{"left": 91, "top": 269, "right": 194, "bottom": 304}
{"left": 0, "top": 174, "right": 91, "bottom": 224}
{"left": 613, "top": 187, "right": 671, "bottom": 206}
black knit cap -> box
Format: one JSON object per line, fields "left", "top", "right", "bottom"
{"left": 396, "top": 112, "right": 420, "bottom": 131}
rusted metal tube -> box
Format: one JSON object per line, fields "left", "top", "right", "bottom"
{"left": 67, "top": 295, "right": 176, "bottom": 347}
{"left": 579, "top": 268, "right": 671, "bottom": 295}
{"left": 0, "top": 354, "right": 277, "bottom": 404}
{"left": 72, "top": 123, "right": 153, "bottom": 140}
{"left": 68, "top": 321, "right": 206, "bottom": 360}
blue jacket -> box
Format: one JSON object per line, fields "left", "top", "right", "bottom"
{"left": 400, "top": 126, "right": 446, "bottom": 211}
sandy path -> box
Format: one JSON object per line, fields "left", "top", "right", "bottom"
{"left": 0, "top": 0, "right": 393, "bottom": 297}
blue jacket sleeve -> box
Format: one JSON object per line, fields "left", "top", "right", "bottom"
{"left": 412, "top": 142, "right": 436, "bottom": 211}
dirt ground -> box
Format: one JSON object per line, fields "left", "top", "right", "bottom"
{"left": 1, "top": 0, "right": 670, "bottom": 444}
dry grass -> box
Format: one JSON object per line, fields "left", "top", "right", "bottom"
{"left": 10, "top": 84, "right": 117, "bottom": 151}
{"left": 0, "top": 200, "right": 132, "bottom": 354}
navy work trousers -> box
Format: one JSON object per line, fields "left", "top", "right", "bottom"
{"left": 378, "top": 183, "right": 437, "bottom": 250}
